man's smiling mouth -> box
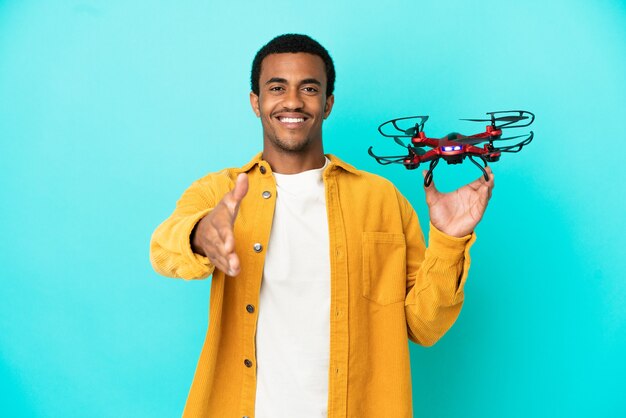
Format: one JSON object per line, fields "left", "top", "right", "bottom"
{"left": 278, "top": 116, "right": 306, "bottom": 123}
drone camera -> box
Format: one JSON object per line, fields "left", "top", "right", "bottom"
{"left": 444, "top": 155, "right": 464, "bottom": 165}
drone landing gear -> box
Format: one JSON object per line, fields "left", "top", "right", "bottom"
{"left": 424, "top": 159, "right": 439, "bottom": 187}
{"left": 468, "top": 155, "right": 490, "bottom": 181}
{"left": 425, "top": 156, "right": 490, "bottom": 187}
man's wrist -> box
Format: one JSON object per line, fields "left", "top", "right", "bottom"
{"left": 190, "top": 216, "right": 207, "bottom": 257}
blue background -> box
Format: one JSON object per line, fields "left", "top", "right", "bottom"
{"left": 1, "top": 1, "right": 625, "bottom": 417}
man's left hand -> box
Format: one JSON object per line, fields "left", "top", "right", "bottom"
{"left": 424, "top": 167, "right": 495, "bottom": 238}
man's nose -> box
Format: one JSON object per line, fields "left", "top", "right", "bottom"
{"left": 282, "top": 88, "right": 304, "bottom": 109}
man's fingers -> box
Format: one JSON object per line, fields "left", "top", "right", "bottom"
{"left": 227, "top": 253, "right": 241, "bottom": 276}
{"left": 206, "top": 250, "right": 230, "bottom": 275}
{"left": 207, "top": 245, "right": 241, "bottom": 276}
{"left": 209, "top": 220, "right": 241, "bottom": 271}
{"left": 215, "top": 222, "right": 235, "bottom": 253}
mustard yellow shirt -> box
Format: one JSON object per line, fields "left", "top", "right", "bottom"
{"left": 150, "top": 153, "right": 476, "bottom": 418}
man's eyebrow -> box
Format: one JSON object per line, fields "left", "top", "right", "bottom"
{"left": 265, "top": 77, "right": 287, "bottom": 85}
{"left": 264, "top": 77, "right": 322, "bottom": 86}
{"left": 300, "top": 78, "right": 321, "bottom": 86}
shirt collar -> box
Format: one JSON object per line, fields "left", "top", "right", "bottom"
{"left": 235, "top": 152, "right": 360, "bottom": 176}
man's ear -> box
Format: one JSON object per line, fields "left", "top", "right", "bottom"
{"left": 250, "top": 92, "right": 260, "bottom": 117}
{"left": 323, "top": 94, "right": 335, "bottom": 119}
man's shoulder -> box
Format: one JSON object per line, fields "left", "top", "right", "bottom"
{"left": 192, "top": 167, "right": 237, "bottom": 188}
{"left": 332, "top": 158, "right": 399, "bottom": 190}
{"left": 192, "top": 153, "right": 263, "bottom": 187}
{"left": 331, "top": 156, "right": 413, "bottom": 210}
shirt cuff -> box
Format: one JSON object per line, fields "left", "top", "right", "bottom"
{"left": 181, "top": 208, "right": 214, "bottom": 278}
{"left": 427, "top": 222, "right": 476, "bottom": 260}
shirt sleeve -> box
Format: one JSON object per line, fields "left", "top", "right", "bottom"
{"left": 150, "top": 175, "right": 229, "bottom": 280}
{"left": 399, "top": 193, "right": 477, "bottom": 346}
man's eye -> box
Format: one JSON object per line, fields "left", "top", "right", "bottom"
{"left": 269, "top": 86, "right": 284, "bottom": 91}
{"left": 303, "top": 87, "right": 318, "bottom": 93}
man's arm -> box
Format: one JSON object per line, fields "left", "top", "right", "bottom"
{"left": 402, "top": 168, "right": 494, "bottom": 345}
{"left": 403, "top": 219, "right": 474, "bottom": 346}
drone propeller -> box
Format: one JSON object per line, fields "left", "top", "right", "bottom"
{"left": 461, "top": 116, "right": 529, "bottom": 122}
{"left": 392, "top": 137, "right": 428, "bottom": 155}
{"left": 461, "top": 110, "right": 535, "bottom": 129}
{"left": 493, "top": 131, "right": 534, "bottom": 153}
{"left": 367, "top": 147, "right": 407, "bottom": 165}
{"left": 368, "top": 145, "right": 426, "bottom": 167}
{"left": 404, "top": 126, "right": 419, "bottom": 136}
{"left": 378, "top": 115, "right": 429, "bottom": 138}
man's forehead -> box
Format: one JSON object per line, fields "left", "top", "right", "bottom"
{"left": 259, "top": 52, "right": 326, "bottom": 81}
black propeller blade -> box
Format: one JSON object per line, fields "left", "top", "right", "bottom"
{"left": 393, "top": 137, "right": 407, "bottom": 147}
{"left": 460, "top": 110, "right": 535, "bottom": 129}
{"left": 460, "top": 116, "right": 529, "bottom": 122}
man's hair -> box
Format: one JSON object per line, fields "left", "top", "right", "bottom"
{"left": 251, "top": 34, "right": 335, "bottom": 96}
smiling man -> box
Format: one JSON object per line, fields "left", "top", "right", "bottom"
{"left": 150, "top": 34, "right": 494, "bottom": 418}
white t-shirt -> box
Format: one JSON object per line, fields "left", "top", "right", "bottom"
{"left": 254, "top": 159, "right": 331, "bottom": 418}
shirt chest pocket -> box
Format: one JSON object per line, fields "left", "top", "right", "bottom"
{"left": 361, "top": 232, "right": 407, "bottom": 306}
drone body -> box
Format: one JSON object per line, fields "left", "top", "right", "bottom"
{"left": 368, "top": 111, "right": 535, "bottom": 186}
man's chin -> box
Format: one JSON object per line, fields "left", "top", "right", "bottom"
{"left": 271, "top": 137, "right": 312, "bottom": 154}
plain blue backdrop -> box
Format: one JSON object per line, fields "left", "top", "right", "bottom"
{"left": 1, "top": 1, "right": 625, "bottom": 417}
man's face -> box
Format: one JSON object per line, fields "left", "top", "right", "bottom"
{"left": 250, "top": 53, "right": 334, "bottom": 154}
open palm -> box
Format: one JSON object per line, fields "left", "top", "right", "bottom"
{"left": 424, "top": 167, "right": 495, "bottom": 238}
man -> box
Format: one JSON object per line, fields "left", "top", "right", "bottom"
{"left": 150, "top": 34, "right": 494, "bottom": 418}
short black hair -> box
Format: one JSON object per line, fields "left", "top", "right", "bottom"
{"left": 251, "top": 34, "right": 335, "bottom": 96}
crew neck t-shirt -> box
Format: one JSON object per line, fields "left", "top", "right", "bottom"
{"left": 254, "top": 159, "right": 331, "bottom": 417}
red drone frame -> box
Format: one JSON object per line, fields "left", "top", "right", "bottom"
{"left": 368, "top": 110, "right": 535, "bottom": 186}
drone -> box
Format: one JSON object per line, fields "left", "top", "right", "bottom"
{"left": 368, "top": 110, "right": 535, "bottom": 186}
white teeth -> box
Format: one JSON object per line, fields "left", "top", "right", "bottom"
{"left": 279, "top": 117, "right": 305, "bottom": 123}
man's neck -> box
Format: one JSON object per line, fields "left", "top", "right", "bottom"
{"left": 262, "top": 150, "right": 327, "bottom": 174}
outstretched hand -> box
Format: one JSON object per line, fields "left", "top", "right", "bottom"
{"left": 191, "top": 173, "right": 249, "bottom": 276}
{"left": 424, "top": 167, "right": 495, "bottom": 238}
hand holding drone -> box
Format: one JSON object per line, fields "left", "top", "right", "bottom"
{"left": 368, "top": 110, "right": 535, "bottom": 186}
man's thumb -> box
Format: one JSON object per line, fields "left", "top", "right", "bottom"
{"left": 232, "top": 173, "right": 249, "bottom": 203}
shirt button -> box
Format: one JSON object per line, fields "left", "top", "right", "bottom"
{"left": 244, "top": 359, "right": 253, "bottom": 368}
{"left": 246, "top": 304, "right": 255, "bottom": 313}
{"left": 262, "top": 190, "right": 271, "bottom": 199}
{"left": 253, "top": 243, "right": 263, "bottom": 252}
{"left": 260, "top": 166, "right": 267, "bottom": 174}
